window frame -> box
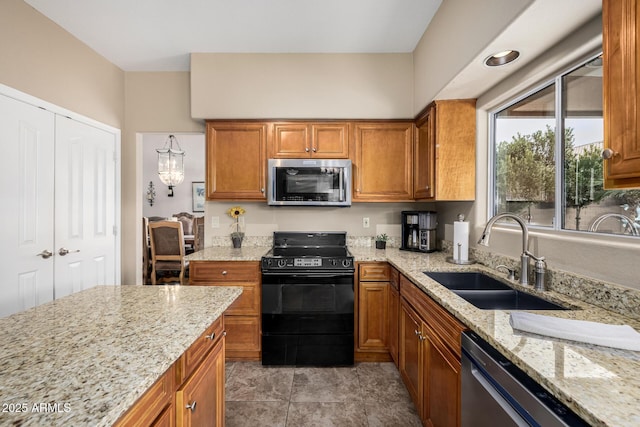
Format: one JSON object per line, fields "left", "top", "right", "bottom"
{"left": 487, "top": 51, "right": 635, "bottom": 240}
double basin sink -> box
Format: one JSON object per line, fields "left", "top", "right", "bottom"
{"left": 424, "top": 271, "right": 569, "bottom": 310}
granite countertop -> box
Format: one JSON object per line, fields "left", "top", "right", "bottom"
{"left": 351, "top": 247, "right": 640, "bottom": 427}
{"left": 0, "top": 285, "right": 242, "bottom": 427}
{"left": 185, "top": 244, "right": 639, "bottom": 425}
{"left": 185, "top": 245, "right": 271, "bottom": 262}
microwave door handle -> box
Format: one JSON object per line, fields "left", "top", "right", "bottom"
{"left": 339, "top": 168, "right": 344, "bottom": 201}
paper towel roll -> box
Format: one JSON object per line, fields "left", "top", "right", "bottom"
{"left": 453, "top": 220, "right": 469, "bottom": 261}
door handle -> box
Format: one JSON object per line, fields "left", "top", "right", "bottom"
{"left": 58, "top": 247, "right": 80, "bottom": 256}
{"left": 37, "top": 250, "right": 53, "bottom": 259}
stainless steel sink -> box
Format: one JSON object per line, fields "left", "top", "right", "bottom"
{"left": 423, "top": 271, "right": 569, "bottom": 311}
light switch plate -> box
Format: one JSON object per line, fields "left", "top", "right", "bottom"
{"left": 363, "top": 217, "right": 370, "bottom": 228}
{"left": 211, "top": 216, "right": 219, "bottom": 228}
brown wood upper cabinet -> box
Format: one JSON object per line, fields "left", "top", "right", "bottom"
{"left": 270, "top": 122, "right": 349, "bottom": 158}
{"left": 603, "top": 0, "right": 640, "bottom": 189}
{"left": 206, "top": 121, "right": 268, "bottom": 200}
{"left": 414, "top": 99, "right": 476, "bottom": 201}
{"left": 352, "top": 122, "right": 414, "bottom": 202}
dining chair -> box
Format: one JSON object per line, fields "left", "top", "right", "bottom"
{"left": 148, "top": 220, "right": 188, "bottom": 285}
{"left": 193, "top": 216, "right": 205, "bottom": 252}
{"left": 142, "top": 217, "right": 151, "bottom": 284}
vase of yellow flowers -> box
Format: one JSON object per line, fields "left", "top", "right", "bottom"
{"left": 227, "top": 206, "right": 246, "bottom": 248}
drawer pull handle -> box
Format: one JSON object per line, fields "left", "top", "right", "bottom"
{"left": 185, "top": 401, "right": 197, "bottom": 412}
{"left": 205, "top": 332, "right": 216, "bottom": 340}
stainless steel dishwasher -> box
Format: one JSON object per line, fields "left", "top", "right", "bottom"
{"left": 461, "top": 331, "right": 590, "bottom": 427}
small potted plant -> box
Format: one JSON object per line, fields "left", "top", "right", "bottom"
{"left": 375, "top": 233, "right": 388, "bottom": 250}
{"left": 227, "top": 206, "right": 246, "bottom": 248}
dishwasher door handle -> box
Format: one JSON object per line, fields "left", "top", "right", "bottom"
{"left": 470, "top": 365, "right": 529, "bottom": 427}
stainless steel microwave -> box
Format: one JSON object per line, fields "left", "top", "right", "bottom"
{"left": 267, "top": 159, "right": 352, "bottom": 206}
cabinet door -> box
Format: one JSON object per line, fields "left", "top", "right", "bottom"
{"left": 272, "top": 123, "right": 310, "bottom": 158}
{"left": 603, "top": 0, "right": 640, "bottom": 188}
{"left": 206, "top": 122, "right": 267, "bottom": 200}
{"left": 176, "top": 338, "right": 225, "bottom": 427}
{"left": 414, "top": 106, "right": 436, "bottom": 200}
{"left": 352, "top": 122, "right": 414, "bottom": 201}
{"left": 422, "top": 325, "right": 461, "bottom": 427}
{"left": 357, "top": 282, "right": 389, "bottom": 351}
{"left": 388, "top": 284, "right": 399, "bottom": 366}
{"left": 311, "top": 123, "right": 349, "bottom": 158}
{"left": 224, "top": 314, "right": 261, "bottom": 360}
{"left": 399, "top": 299, "right": 422, "bottom": 412}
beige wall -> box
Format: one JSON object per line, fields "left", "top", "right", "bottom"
{"left": 0, "top": 0, "right": 124, "bottom": 127}
{"left": 412, "top": 0, "right": 533, "bottom": 114}
{"left": 191, "top": 53, "right": 414, "bottom": 119}
{"left": 123, "top": 72, "right": 205, "bottom": 284}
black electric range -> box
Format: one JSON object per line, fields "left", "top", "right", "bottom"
{"left": 261, "top": 232, "right": 355, "bottom": 366}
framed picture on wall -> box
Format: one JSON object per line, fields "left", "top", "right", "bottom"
{"left": 192, "top": 181, "right": 205, "bottom": 212}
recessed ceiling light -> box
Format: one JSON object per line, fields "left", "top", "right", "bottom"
{"left": 484, "top": 50, "right": 520, "bottom": 67}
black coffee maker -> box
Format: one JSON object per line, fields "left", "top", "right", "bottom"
{"left": 400, "top": 211, "right": 437, "bottom": 253}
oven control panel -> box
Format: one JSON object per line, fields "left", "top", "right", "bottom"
{"left": 294, "top": 258, "right": 322, "bottom": 267}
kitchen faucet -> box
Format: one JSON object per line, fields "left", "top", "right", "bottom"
{"left": 478, "top": 213, "right": 546, "bottom": 290}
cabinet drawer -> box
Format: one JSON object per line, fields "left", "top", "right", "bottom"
{"left": 400, "top": 275, "right": 465, "bottom": 357}
{"left": 359, "top": 263, "right": 390, "bottom": 281}
{"left": 190, "top": 261, "right": 260, "bottom": 282}
{"left": 178, "top": 316, "right": 224, "bottom": 384}
{"left": 114, "top": 364, "right": 174, "bottom": 427}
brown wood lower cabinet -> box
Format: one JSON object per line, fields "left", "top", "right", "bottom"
{"left": 399, "top": 274, "right": 465, "bottom": 427}
{"left": 176, "top": 337, "right": 225, "bottom": 427}
{"left": 356, "top": 262, "right": 392, "bottom": 362}
{"left": 114, "top": 316, "right": 226, "bottom": 427}
{"left": 189, "top": 261, "right": 261, "bottom": 360}
{"left": 388, "top": 266, "right": 400, "bottom": 366}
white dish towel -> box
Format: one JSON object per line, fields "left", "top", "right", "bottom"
{"left": 509, "top": 312, "right": 640, "bottom": 351}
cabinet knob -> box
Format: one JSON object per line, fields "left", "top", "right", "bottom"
{"left": 425, "top": 185, "right": 430, "bottom": 190}
{"left": 185, "top": 401, "right": 197, "bottom": 412}
{"left": 602, "top": 148, "right": 619, "bottom": 159}
{"left": 222, "top": 270, "right": 227, "bottom": 275}
{"left": 414, "top": 330, "right": 420, "bottom": 336}
{"left": 261, "top": 188, "right": 265, "bottom": 193}
{"left": 312, "top": 147, "right": 317, "bottom": 152}
{"left": 418, "top": 335, "right": 426, "bottom": 341}
{"left": 205, "top": 332, "right": 216, "bottom": 340}
{"left": 305, "top": 147, "right": 309, "bottom": 152}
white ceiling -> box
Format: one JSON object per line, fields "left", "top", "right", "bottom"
{"left": 24, "top": 0, "right": 442, "bottom": 71}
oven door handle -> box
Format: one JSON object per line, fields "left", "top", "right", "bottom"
{"left": 261, "top": 272, "right": 354, "bottom": 278}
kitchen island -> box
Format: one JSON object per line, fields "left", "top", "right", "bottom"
{"left": 0, "top": 285, "right": 242, "bottom": 426}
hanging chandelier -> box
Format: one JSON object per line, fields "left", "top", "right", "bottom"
{"left": 156, "top": 134, "right": 185, "bottom": 197}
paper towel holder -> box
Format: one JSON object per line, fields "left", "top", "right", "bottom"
{"left": 447, "top": 214, "right": 476, "bottom": 264}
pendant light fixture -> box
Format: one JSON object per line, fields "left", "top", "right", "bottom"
{"left": 156, "top": 134, "right": 185, "bottom": 197}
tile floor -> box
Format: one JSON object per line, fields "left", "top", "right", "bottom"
{"left": 225, "top": 362, "right": 422, "bottom": 427}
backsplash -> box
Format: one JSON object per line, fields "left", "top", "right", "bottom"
{"left": 440, "top": 240, "right": 640, "bottom": 321}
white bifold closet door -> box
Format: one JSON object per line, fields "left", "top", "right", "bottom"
{"left": 54, "top": 115, "right": 116, "bottom": 299}
{"left": 0, "top": 93, "right": 117, "bottom": 317}
{"left": 0, "top": 94, "right": 56, "bottom": 317}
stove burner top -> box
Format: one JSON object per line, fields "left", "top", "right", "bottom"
{"left": 262, "top": 232, "right": 354, "bottom": 272}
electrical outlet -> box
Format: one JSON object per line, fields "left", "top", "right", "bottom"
{"left": 363, "top": 217, "right": 370, "bottom": 228}
{"left": 211, "top": 216, "right": 219, "bottom": 228}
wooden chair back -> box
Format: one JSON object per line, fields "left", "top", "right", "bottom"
{"left": 173, "top": 212, "right": 195, "bottom": 236}
{"left": 148, "top": 221, "right": 187, "bottom": 285}
{"left": 194, "top": 216, "right": 205, "bottom": 252}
